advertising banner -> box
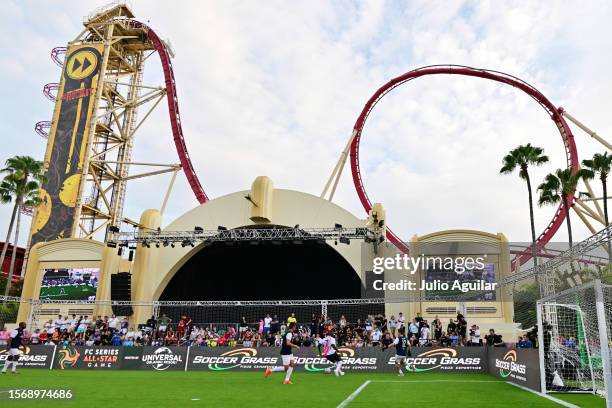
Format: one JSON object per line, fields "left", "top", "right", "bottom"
{"left": 187, "top": 346, "right": 487, "bottom": 373}
{"left": 43, "top": 345, "right": 541, "bottom": 385}
{"left": 0, "top": 345, "right": 55, "bottom": 369}
{"left": 122, "top": 346, "right": 188, "bottom": 371}
{"left": 487, "top": 348, "right": 541, "bottom": 391}
{"left": 31, "top": 43, "right": 104, "bottom": 245}
{"left": 54, "top": 346, "right": 122, "bottom": 370}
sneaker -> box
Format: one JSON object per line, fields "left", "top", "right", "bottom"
{"left": 265, "top": 368, "right": 272, "bottom": 378}
{"left": 283, "top": 380, "right": 293, "bottom": 385}
{"left": 340, "top": 371, "right": 345, "bottom": 376}
{"left": 334, "top": 370, "right": 340, "bottom": 377}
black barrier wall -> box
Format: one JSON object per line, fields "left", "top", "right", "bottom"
{"left": 487, "top": 348, "right": 542, "bottom": 391}
{"left": 6, "top": 345, "right": 541, "bottom": 391}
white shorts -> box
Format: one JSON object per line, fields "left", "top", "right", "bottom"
{"left": 281, "top": 354, "right": 295, "bottom": 366}
{"left": 8, "top": 348, "right": 20, "bottom": 356}
{"left": 395, "top": 354, "right": 406, "bottom": 363}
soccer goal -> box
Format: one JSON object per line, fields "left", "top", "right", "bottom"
{"left": 537, "top": 279, "right": 612, "bottom": 407}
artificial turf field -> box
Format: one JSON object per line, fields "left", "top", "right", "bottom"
{"left": 39, "top": 284, "right": 96, "bottom": 301}
{"left": 0, "top": 370, "right": 606, "bottom": 407}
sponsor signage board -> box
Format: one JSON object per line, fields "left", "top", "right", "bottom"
{"left": 187, "top": 346, "right": 486, "bottom": 373}
{"left": 0, "top": 345, "right": 55, "bottom": 369}
{"left": 487, "top": 348, "right": 541, "bottom": 391}
{"left": 122, "top": 347, "right": 188, "bottom": 371}
{"left": 54, "top": 346, "right": 122, "bottom": 370}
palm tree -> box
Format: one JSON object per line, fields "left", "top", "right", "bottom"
{"left": 537, "top": 168, "right": 591, "bottom": 247}
{"left": 581, "top": 152, "right": 612, "bottom": 227}
{"left": 582, "top": 152, "right": 612, "bottom": 263}
{"left": 500, "top": 144, "right": 549, "bottom": 269}
{"left": 0, "top": 156, "right": 45, "bottom": 297}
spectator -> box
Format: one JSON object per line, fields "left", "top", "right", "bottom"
{"left": 517, "top": 335, "right": 533, "bottom": 348}
{"left": 239, "top": 317, "right": 248, "bottom": 337}
{"left": 388, "top": 315, "right": 397, "bottom": 337}
{"left": 287, "top": 313, "right": 297, "bottom": 326}
{"left": 469, "top": 325, "right": 481, "bottom": 346}
{"left": 0, "top": 326, "right": 9, "bottom": 347}
{"left": 397, "top": 312, "right": 406, "bottom": 329}
{"left": 419, "top": 323, "right": 430, "bottom": 346}
{"left": 263, "top": 314, "right": 272, "bottom": 335}
{"left": 158, "top": 314, "right": 171, "bottom": 332}
{"left": 485, "top": 329, "right": 504, "bottom": 347}
{"left": 432, "top": 315, "right": 442, "bottom": 341}
{"left": 108, "top": 315, "right": 119, "bottom": 331}
{"left": 409, "top": 319, "right": 419, "bottom": 340}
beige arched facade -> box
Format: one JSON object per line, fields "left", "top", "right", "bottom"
{"left": 16, "top": 178, "right": 519, "bottom": 342}
{"left": 18, "top": 179, "right": 378, "bottom": 325}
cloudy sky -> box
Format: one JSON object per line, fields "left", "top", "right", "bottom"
{"left": 1, "top": 0, "right": 611, "bottom": 247}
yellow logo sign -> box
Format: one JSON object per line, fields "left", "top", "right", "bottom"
{"left": 66, "top": 50, "right": 98, "bottom": 80}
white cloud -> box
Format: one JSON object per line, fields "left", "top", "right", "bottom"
{"left": 0, "top": 0, "right": 611, "bottom": 251}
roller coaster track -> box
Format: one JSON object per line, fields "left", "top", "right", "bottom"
{"left": 38, "top": 21, "right": 210, "bottom": 207}
{"left": 350, "top": 65, "right": 579, "bottom": 264}
{"left": 132, "top": 20, "right": 209, "bottom": 204}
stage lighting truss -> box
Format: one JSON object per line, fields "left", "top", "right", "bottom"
{"left": 107, "top": 226, "right": 381, "bottom": 247}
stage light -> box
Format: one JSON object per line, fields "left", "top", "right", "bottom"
{"left": 194, "top": 226, "right": 203, "bottom": 232}
{"left": 294, "top": 224, "right": 300, "bottom": 229}
{"left": 378, "top": 220, "right": 385, "bottom": 227}
{"left": 117, "top": 247, "right": 123, "bottom": 256}
{"left": 107, "top": 241, "right": 117, "bottom": 248}
{"left": 334, "top": 240, "right": 338, "bottom": 245}
{"left": 218, "top": 226, "right": 228, "bottom": 231}
{"left": 163, "top": 240, "right": 169, "bottom": 247}
{"left": 170, "top": 243, "right": 175, "bottom": 248}
{"left": 109, "top": 225, "right": 120, "bottom": 233}
{"left": 155, "top": 242, "right": 160, "bottom": 248}
{"left": 339, "top": 237, "right": 350, "bottom": 245}
{"left": 334, "top": 223, "right": 343, "bottom": 230}
{"left": 142, "top": 240, "right": 150, "bottom": 248}
{"left": 128, "top": 250, "right": 134, "bottom": 261}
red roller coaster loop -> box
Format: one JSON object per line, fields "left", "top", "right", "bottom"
{"left": 350, "top": 65, "right": 579, "bottom": 264}
{"left": 132, "top": 20, "right": 209, "bottom": 204}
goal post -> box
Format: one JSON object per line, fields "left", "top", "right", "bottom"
{"left": 537, "top": 280, "right": 611, "bottom": 407}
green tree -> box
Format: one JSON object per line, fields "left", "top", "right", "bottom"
{"left": 500, "top": 144, "right": 549, "bottom": 270}
{"left": 537, "top": 168, "right": 591, "bottom": 247}
{"left": 0, "top": 156, "right": 45, "bottom": 297}
{"left": 581, "top": 152, "right": 612, "bottom": 227}
{"left": 582, "top": 152, "right": 612, "bottom": 264}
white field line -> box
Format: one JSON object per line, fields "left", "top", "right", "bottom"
{"left": 507, "top": 383, "right": 579, "bottom": 408}
{"left": 336, "top": 380, "right": 371, "bottom": 408}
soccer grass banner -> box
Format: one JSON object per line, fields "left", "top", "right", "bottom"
{"left": 31, "top": 43, "right": 104, "bottom": 245}
{"left": 487, "top": 348, "right": 541, "bottom": 391}
{"left": 0, "top": 345, "right": 55, "bottom": 369}
{"left": 186, "top": 346, "right": 487, "bottom": 373}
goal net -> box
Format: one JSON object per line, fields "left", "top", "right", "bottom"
{"left": 537, "top": 279, "right": 611, "bottom": 404}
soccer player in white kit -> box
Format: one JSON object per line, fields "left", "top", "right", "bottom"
{"left": 320, "top": 329, "right": 344, "bottom": 376}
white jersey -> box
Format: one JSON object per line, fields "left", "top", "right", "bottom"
{"left": 321, "top": 336, "right": 337, "bottom": 356}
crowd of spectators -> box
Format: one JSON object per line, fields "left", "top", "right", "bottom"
{"left": 0, "top": 310, "right": 536, "bottom": 349}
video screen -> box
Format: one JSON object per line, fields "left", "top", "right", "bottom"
{"left": 424, "top": 263, "right": 496, "bottom": 301}
{"left": 39, "top": 267, "right": 99, "bottom": 301}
